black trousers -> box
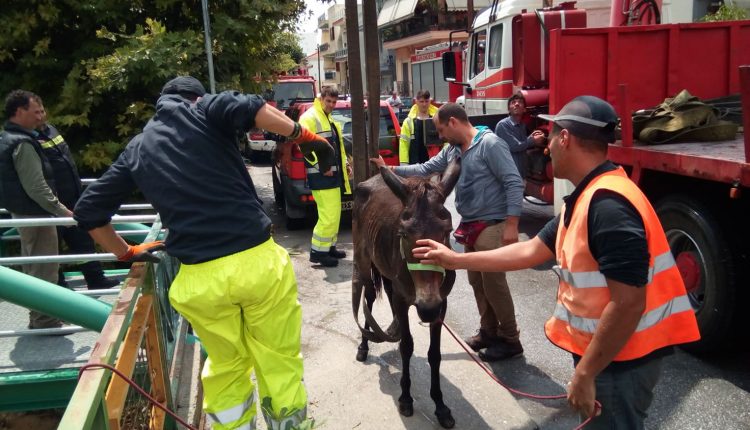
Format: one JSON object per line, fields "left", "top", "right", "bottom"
{"left": 57, "top": 225, "right": 107, "bottom": 286}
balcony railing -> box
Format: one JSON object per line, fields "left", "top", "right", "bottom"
{"left": 318, "top": 43, "right": 330, "bottom": 52}
{"left": 318, "top": 13, "right": 329, "bottom": 29}
{"left": 334, "top": 48, "right": 348, "bottom": 61}
{"left": 330, "top": 8, "right": 345, "bottom": 24}
{"left": 324, "top": 71, "right": 336, "bottom": 80}
{"left": 380, "top": 13, "right": 469, "bottom": 44}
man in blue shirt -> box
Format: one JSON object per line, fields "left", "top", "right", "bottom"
{"left": 494, "top": 93, "right": 546, "bottom": 178}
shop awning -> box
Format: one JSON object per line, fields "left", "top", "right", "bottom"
{"left": 377, "top": 0, "right": 419, "bottom": 28}
{"left": 444, "top": 0, "right": 492, "bottom": 11}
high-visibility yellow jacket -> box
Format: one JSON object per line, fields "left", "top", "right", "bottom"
{"left": 399, "top": 104, "right": 440, "bottom": 165}
{"left": 298, "top": 98, "right": 351, "bottom": 194}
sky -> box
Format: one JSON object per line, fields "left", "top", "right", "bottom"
{"left": 297, "top": 0, "right": 344, "bottom": 56}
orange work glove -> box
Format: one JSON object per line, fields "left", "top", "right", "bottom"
{"left": 295, "top": 125, "right": 336, "bottom": 175}
{"left": 117, "top": 241, "right": 166, "bottom": 263}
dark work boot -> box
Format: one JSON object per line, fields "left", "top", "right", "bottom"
{"left": 478, "top": 339, "right": 524, "bottom": 361}
{"left": 310, "top": 250, "right": 339, "bottom": 267}
{"left": 329, "top": 246, "right": 346, "bottom": 259}
{"left": 464, "top": 329, "right": 503, "bottom": 352}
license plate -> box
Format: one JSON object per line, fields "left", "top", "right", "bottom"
{"left": 341, "top": 200, "right": 353, "bottom": 211}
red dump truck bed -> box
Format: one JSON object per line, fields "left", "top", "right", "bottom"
{"left": 548, "top": 19, "right": 750, "bottom": 186}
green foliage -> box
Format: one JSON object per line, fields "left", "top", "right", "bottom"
{"left": 701, "top": 2, "right": 748, "bottom": 22}
{"left": 0, "top": 0, "right": 308, "bottom": 173}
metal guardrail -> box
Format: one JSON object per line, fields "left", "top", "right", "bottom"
{"left": 57, "top": 219, "right": 191, "bottom": 430}
{"left": 0, "top": 204, "right": 154, "bottom": 215}
{"left": 0, "top": 215, "right": 158, "bottom": 228}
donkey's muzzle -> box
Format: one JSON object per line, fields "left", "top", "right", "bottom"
{"left": 415, "top": 298, "right": 443, "bottom": 323}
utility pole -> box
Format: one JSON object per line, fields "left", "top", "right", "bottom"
{"left": 201, "top": 0, "right": 216, "bottom": 93}
{"left": 345, "top": 0, "right": 367, "bottom": 186}
{"left": 363, "top": 0, "right": 381, "bottom": 175}
{"left": 317, "top": 44, "right": 322, "bottom": 92}
{"left": 467, "top": 0, "right": 474, "bottom": 31}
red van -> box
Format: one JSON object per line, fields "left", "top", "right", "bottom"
{"left": 272, "top": 100, "right": 401, "bottom": 228}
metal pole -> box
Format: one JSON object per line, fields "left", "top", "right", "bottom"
{"left": 345, "top": 0, "right": 367, "bottom": 187}
{"left": 0, "top": 214, "right": 158, "bottom": 228}
{"left": 0, "top": 265, "right": 112, "bottom": 332}
{"left": 363, "top": 0, "right": 381, "bottom": 175}
{"left": 467, "top": 0, "right": 474, "bottom": 30}
{"left": 318, "top": 44, "right": 322, "bottom": 92}
{"left": 201, "top": 0, "right": 216, "bottom": 93}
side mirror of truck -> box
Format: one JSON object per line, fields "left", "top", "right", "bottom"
{"left": 442, "top": 52, "right": 471, "bottom": 88}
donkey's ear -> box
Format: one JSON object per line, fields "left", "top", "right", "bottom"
{"left": 439, "top": 157, "right": 461, "bottom": 197}
{"left": 381, "top": 166, "right": 408, "bottom": 202}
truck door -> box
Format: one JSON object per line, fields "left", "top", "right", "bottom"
{"left": 465, "top": 22, "right": 509, "bottom": 116}
{"left": 465, "top": 29, "right": 487, "bottom": 116}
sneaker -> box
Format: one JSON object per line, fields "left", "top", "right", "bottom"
{"left": 464, "top": 329, "right": 502, "bottom": 352}
{"left": 310, "top": 250, "right": 339, "bottom": 267}
{"left": 478, "top": 339, "right": 524, "bottom": 361}
{"left": 87, "top": 277, "right": 120, "bottom": 290}
{"left": 329, "top": 246, "right": 346, "bottom": 259}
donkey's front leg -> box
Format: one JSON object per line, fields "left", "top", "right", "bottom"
{"left": 394, "top": 297, "right": 414, "bottom": 417}
{"left": 356, "top": 281, "right": 377, "bottom": 362}
{"left": 429, "top": 301, "right": 454, "bottom": 428}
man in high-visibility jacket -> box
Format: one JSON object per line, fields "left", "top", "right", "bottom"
{"left": 399, "top": 89, "right": 441, "bottom": 165}
{"left": 414, "top": 96, "right": 700, "bottom": 429}
{"left": 75, "top": 76, "right": 335, "bottom": 430}
{"left": 298, "top": 86, "right": 351, "bottom": 267}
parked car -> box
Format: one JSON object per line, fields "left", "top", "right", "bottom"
{"left": 272, "top": 100, "right": 401, "bottom": 229}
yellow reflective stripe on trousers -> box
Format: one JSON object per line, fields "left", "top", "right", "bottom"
{"left": 553, "top": 250, "right": 676, "bottom": 289}
{"left": 553, "top": 294, "right": 693, "bottom": 334}
{"left": 311, "top": 233, "right": 334, "bottom": 251}
{"left": 208, "top": 394, "right": 254, "bottom": 428}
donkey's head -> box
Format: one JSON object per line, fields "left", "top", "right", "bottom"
{"left": 380, "top": 158, "right": 461, "bottom": 322}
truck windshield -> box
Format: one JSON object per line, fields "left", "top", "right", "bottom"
{"left": 271, "top": 82, "right": 315, "bottom": 110}
{"left": 331, "top": 107, "right": 398, "bottom": 154}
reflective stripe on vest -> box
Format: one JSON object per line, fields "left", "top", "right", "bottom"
{"left": 545, "top": 167, "right": 700, "bottom": 361}
{"left": 551, "top": 250, "right": 676, "bottom": 289}
{"left": 39, "top": 135, "right": 65, "bottom": 149}
{"left": 306, "top": 165, "right": 338, "bottom": 174}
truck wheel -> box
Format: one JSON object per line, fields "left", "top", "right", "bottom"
{"left": 655, "top": 195, "right": 735, "bottom": 354}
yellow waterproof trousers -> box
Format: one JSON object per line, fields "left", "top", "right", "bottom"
{"left": 169, "top": 239, "right": 307, "bottom": 430}
{"left": 311, "top": 187, "right": 341, "bottom": 252}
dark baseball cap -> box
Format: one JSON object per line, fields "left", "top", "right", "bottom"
{"left": 161, "top": 76, "right": 206, "bottom": 98}
{"left": 538, "top": 95, "right": 619, "bottom": 143}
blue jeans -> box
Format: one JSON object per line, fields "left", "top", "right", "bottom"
{"left": 581, "top": 356, "right": 663, "bottom": 430}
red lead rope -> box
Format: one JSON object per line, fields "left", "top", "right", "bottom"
{"left": 441, "top": 321, "right": 601, "bottom": 430}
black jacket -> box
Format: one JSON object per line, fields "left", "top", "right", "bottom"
{"left": 37, "top": 123, "right": 82, "bottom": 209}
{"left": 75, "top": 91, "right": 271, "bottom": 264}
{"left": 0, "top": 122, "right": 58, "bottom": 215}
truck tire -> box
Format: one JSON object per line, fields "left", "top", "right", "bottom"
{"left": 655, "top": 195, "right": 735, "bottom": 354}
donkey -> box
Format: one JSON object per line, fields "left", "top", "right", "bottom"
{"left": 352, "top": 159, "right": 460, "bottom": 429}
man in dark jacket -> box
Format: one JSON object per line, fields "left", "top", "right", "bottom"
{"left": 0, "top": 90, "right": 72, "bottom": 329}
{"left": 74, "top": 76, "right": 333, "bottom": 430}
{"left": 35, "top": 99, "right": 118, "bottom": 290}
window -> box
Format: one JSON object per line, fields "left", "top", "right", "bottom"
{"left": 471, "top": 30, "right": 487, "bottom": 78}
{"left": 269, "top": 82, "right": 315, "bottom": 110}
{"left": 332, "top": 107, "right": 398, "bottom": 154}
{"left": 488, "top": 24, "right": 503, "bottom": 69}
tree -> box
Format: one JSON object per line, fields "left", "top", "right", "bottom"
{"left": 0, "top": 0, "right": 309, "bottom": 172}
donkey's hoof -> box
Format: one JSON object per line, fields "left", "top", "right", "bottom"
{"left": 355, "top": 348, "right": 368, "bottom": 362}
{"left": 398, "top": 401, "right": 414, "bottom": 417}
{"left": 436, "top": 409, "right": 455, "bottom": 429}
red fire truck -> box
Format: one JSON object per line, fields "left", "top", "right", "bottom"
{"left": 246, "top": 75, "right": 317, "bottom": 157}
{"left": 442, "top": 0, "right": 750, "bottom": 353}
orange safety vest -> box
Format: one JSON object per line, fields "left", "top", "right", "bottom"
{"left": 544, "top": 167, "right": 700, "bottom": 361}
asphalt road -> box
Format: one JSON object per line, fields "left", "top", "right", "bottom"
{"left": 248, "top": 159, "right": 750, "bottom": 430}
